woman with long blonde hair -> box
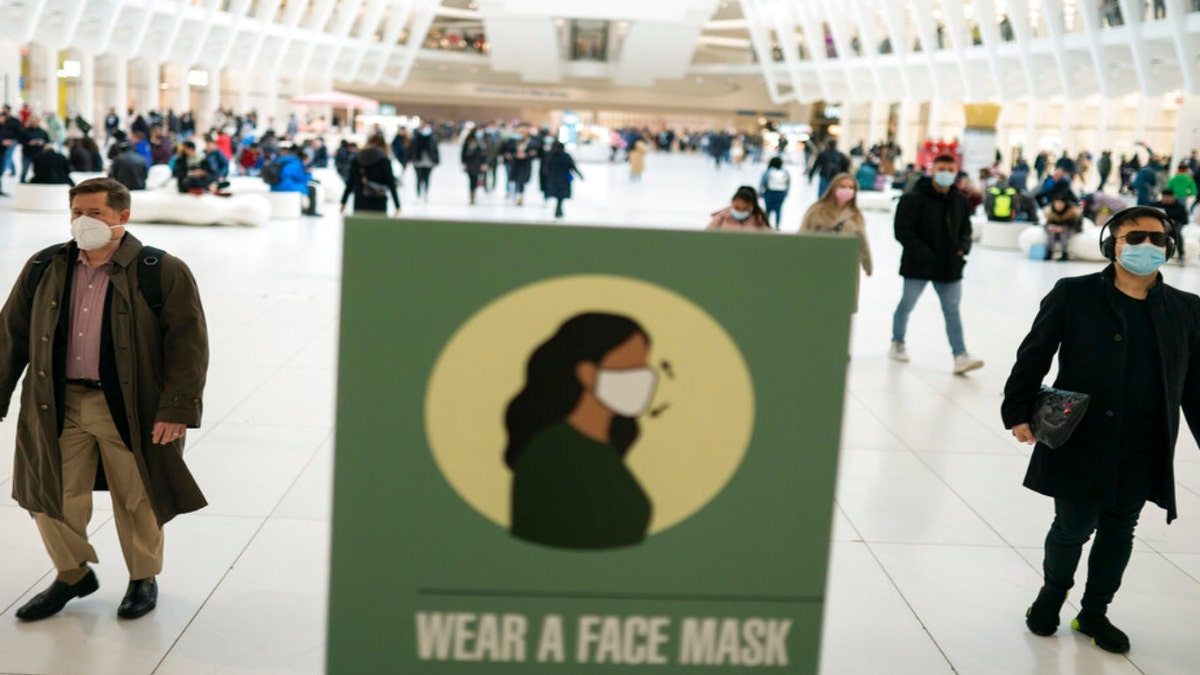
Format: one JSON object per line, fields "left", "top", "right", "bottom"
{"left": 799, "top": 172, "right": 873, "bottom": 307}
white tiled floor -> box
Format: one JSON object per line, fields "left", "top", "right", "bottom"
{"left": 1, "top": 148, "right": 1200, "bottom": 673}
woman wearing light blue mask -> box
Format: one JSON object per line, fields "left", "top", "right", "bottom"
{"left": 705, "top": 185, "right": 772, "bottom": 231}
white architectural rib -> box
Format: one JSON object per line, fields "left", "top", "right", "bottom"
{"left": 389, "top": 0, "right": 438, "bottom": 86}
{"left": 818, "top": 0, "right": 863, "bottom": 101}
{"left": 97, "top": 0, "right": 132, "bottom": 56}
{"left": 213, "top": 0, "right": 255, "bottom": 70}
{"left": 791, "top": 0, "right": 834, "bottom": 101}
{"left": 344, "top": 0, "right": 391, "bottom": 84}
{"left": 322, "top": 0, "right": 369, "bottom": 81}
{"left": 1075, "top": 0, "right": 1112, "bottom": 98}
{"left": 1166, "top": 0, "right": 1197, "bottom": 95}
{"left": 973, "top": 0, "right": 1008, "bottom": 101}
{"left": 159, "top": 0, "right": 191, "bottom": 65}
{"left": 58, "top": 0, "right": 91, "bottom": 51}
{"left": 1007, "top": 0, "right": 1041, "bottom": 98}
{"left": 267, "top": 0, "right": 323, "bottom": 77}
{"left": 369, "top": 0, "right": 414, "bottom": 85}
{"left": 243, "top": 0, "right": 283, "bottom": 76}
{"left": 907, "top": 0, "right": 945, "bottom": 102}
{"left": 1116, "top": 0, "right": 1151, "bottom": 94}
{"left": 19, "top": 0, "right": 48, "bottom": 45}
{"left": 850, "top": 0, "right": 889, "bottom": 101}
{"left": 188, "top": 0, "right": 225, "bottom": 69}
{"left": 1039, "top": 0, "right": 1075, "bottom": 98}
{"left": 740, "top": 0, "right": 792, "bottom": 103}
{"left": 292, "top": 0, "right": 341, "bottom": 78}
{"left": 128, "top": 3, "right": 160, "bottom": 61}
{"left": 938, "top": 0, "right": 978, "bottom": 101}
{"left": 879, "top": 1, "right": 916, "bottom": 99}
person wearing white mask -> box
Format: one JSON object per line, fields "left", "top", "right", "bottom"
{"left": 799, "top": 172, "right": 873, "bottom": 310}
{"left": 1003, "top": 206, "right": 1200, "bottom": 656}
{"left": 504, "top": 313, "right": 657, "bottom": 549}
{"left": 0, "top": 177, "right": 209, "bottom": 622}
{"left": 889, "top": 154, "right": 984, "bottom": 374}
{"left": 705, "top": 185, "right": 772, "bottom": 232}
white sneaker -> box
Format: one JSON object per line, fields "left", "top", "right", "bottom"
{"left": 889, "top": 341, "right": 910, "bottom": 363}
{"left": 953, "top": 353, "right": 985, "bottom": 374}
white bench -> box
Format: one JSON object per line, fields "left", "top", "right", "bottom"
{"left": 857, "top": 189, "right": 900, "bottom": 212}
{"left": 310, "top": 167, "right": 345, "bottom": 204}
{"left": 264, "top": 191, "right": 302, "bottom": 219}
{"left": 14, "top": 183, "right": 70, "bottom": 212}
{"left": 128, "top": 191, "right": 270, "bottom": 227}
{"left": 979, "top": 221, "right": 1026, "bottom": 250}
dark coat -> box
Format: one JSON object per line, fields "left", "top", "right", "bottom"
{"left": 340, "top": 146, "right": 399, "bottom": 212}
{"left": 1001, "top": 266, "right": 1200, "bottom": 523}
{"left": 893, "top": 176, "right": 973, "bottom": 281}
{"left": 110, "top": 150, "right": 149, "bottom": 190}
{"left": 543, "top": 150, "right": 581, "bottom": 200}
{"left": 461, "top": 139, "right": 488, "bottom": 177}
{"left": 504, "top": 138, "right": 539, "bottom": 187}
{"left": 0, "top": 235, "right": 209, "bottom": 526}
{"left": 29, "top": 151, "right": 74, "bottom": 186}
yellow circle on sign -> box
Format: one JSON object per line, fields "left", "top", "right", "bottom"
{"left": 424, "top": 275, "right": 755, "bottom": 537}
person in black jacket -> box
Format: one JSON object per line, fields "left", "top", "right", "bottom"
{"left": 808, "top": 140, "right": 850, "bottom": 198}
{"left": 28, "top": 148, "right": 74, "bottom": 186}
{"left": 543, "top": 141, "right": 583, "bottom": 219}
{"left": 339, "top": 133, "right": 400, "bottom": 216}
{"left": 19, "top": 116, "right": 51, "bottom": 183}
{"left": 1003, "top": 206, "right": 1200, "bottom": 655}
{"left": 109, "top": 142, "right": 149, "bottom": 190}
{"left": 408, "top": 124, "right": 440, "bottom": 202}
{"left": 889, "top": 154, "right": 984, "bottom": 373}
{"left": 461, "top": 129, "right": 489, "bottom": 205}
{"left": 1151, "top": 190, "right": 1189, "bottom": 261}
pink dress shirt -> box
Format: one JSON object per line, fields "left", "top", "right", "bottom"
{"left": 64, "top": 250, "right": 113, "bottom": 381}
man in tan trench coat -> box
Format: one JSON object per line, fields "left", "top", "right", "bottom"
{"left": 0, "top": 177, "right": 208, "bottom": 621}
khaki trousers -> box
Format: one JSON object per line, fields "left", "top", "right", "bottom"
{"left": 34, "top": 384, "right": 163, "bottom": 581}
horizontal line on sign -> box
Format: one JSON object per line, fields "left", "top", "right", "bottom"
{"left": 416, "top": 589, "right": 822, "bottom": 604}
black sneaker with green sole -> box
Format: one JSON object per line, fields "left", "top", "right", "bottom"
{"left": 1072, "top": 611, "right": 1131, "bottom": 654}
{"left": 1025, "top": 586, "right": 1068, "bottom": 636}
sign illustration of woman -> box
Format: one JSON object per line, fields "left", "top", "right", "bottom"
{"left": 504, "top": 313, "right": 657, "bottom": 549}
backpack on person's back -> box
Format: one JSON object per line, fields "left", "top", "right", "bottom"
{"left": 260, "top": 159, "right": 284, "bottom": 186}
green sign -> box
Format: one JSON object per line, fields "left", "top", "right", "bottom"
{"left": 329, "top": 219, "right": 859, "bottom": 672}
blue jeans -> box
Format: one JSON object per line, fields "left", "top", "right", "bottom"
{"left": 762, "top": 190, "right": 786, "bottom": 229}
{"left": 892, "top": 278, "right": 967, "bottom": 356}
{"left": 2, "top": 144, "right": 15, "bottom": 176}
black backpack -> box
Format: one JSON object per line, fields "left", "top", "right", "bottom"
{"left": 261, "top": 159, "right": 284, "bottom": 186}
{"left": 27, "top": 244, "right": 165, "bottom": 317}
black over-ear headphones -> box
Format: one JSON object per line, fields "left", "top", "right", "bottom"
{"left": 1098, "top": 205, "right": 1177, "bottom": 262}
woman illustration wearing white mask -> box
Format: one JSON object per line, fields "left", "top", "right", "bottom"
{"left": 706, "top": 185, "right": 772, "bottom": 232}
{"left": 505, "top": 313, "right": 657, "bottom": 549}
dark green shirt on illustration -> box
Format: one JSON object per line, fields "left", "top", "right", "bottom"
{"left": 510, "top": 423, "right": 652, "bottom": 549}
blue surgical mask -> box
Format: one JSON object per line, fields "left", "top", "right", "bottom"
{"left": 1118, "top": 243, "right": 1167, "bottom": 276}
{"left": 933, "top": 171, "right": 956, "bottom": 188}
{"left": 729, "top": 208, "right": 751, "bottom": 221}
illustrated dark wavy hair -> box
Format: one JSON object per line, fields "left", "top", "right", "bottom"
{"left": 503, "top": 313, "right": 649, "bottom": 469}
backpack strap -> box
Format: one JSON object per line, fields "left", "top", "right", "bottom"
{"left": 137, "top": 246, "right": 166, "bottom": 317}
{"left": 25, "top": 243, "right": 68, "bottom": 302}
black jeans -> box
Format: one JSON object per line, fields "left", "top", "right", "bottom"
{"left": 414, "top": 167, "right": 433, "bottom": 196}
{"left": 1042, "top": 455, "right": 1156, "bottom": 614}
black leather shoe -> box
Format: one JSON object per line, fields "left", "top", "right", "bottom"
{"left": 15, "top": 569, "right": 99, "bottom": 621}
{"left": 117, "top": 578, "right": 157, "bottom": 619}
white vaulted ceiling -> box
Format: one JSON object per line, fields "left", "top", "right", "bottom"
{"left": 1, "top": 0, "right": 1198, "bottom": 101}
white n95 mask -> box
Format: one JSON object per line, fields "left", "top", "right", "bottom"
{"left": 594, "top": 367, "right": 658, "bottom": 418}
{"left": 71, "top": 216, "right": 117, "bottom": 251}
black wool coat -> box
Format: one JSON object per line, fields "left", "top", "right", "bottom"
{"left": 894, "top": 177, "right": 974, "bottom": 282}
{"left": 1001, "top": 266, "right": 1200, "bottom": 523}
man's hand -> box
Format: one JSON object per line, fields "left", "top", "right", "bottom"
{"left": 1011, "top": 423, "right": 1037, "bottom": 445}
{"left": 152, "top": 421, "right": 187, "bottom": 445}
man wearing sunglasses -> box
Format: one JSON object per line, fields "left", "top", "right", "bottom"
{"left": 1001, "top": 206, "right": 1200, "bottom": 655}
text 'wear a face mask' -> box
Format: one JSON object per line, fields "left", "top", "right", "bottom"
{"left": 70, "top": 216, "right": 118, "bottom": 251}
{"left": 594, "top": 367, "right": 658, "bottom": 418}
{"left": 1118, "top": 243, "right": 1167, "bottom": 276}
{"left": 729, "top": 208, "right": 751, "bottom": 221}
{"left": 933, "top": 171, "right": 957, "bottom": 188}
